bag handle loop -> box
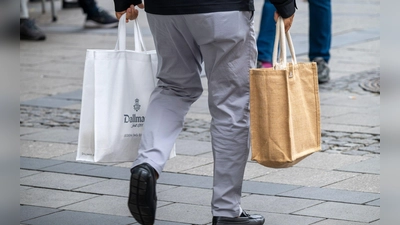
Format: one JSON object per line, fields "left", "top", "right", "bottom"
{"left": 115, "top": 13, "right": 146, "bottom": 52}
{"left": 272, "top": 17, "right": 297, "bottom": 69}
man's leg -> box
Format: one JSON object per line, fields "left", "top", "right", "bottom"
{"left": 256, "top": 0, "right": 276, "bottom": 68}
{"left": 308, "top": 0, "right": 331, "bottom": 62}
{"left": 78, "top": 0, "right": 118, "bottom": 28}
{"left": 186, "top": 11, "right": 257, "bottom": 218}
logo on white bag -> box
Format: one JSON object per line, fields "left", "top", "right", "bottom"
{"left": 133, "top": 98, "right": 141, "bottom": 112}
{"left": 124, "top": 98, "right": 145, "bottom": 128}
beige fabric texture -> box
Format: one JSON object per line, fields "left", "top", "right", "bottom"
{"left": 250, "top": 62, "right": 321, "bottom": 168}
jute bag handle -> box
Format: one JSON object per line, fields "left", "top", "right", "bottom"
{"left": 115, "top": 13, "right": 147, "bottom": 52}
{"left": 272, "top": 17, "right": 297, "bottom": 70}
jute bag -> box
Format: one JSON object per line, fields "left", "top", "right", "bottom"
{"left": 250, "top": 17, "right": 321, "bottom": 168}
{"left": 76, "top": 14, "right": 176, "bottom": 163}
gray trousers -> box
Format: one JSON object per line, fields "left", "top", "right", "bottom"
{"left": 132, "top": 11, "right": 257, "bottom": 217}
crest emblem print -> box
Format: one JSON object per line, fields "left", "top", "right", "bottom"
{"left": 133, "top": 98, "right": 141, "bottom": 112}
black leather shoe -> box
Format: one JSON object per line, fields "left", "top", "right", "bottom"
{"left": 128, "top": 163, "right": 157, "bottom": 225}
{"left": 213, "top": 210, "right": 265, "bottom": 225}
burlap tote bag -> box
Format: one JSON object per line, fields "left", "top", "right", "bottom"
{"left": 250, "top": 17, "right": 321, "bottom": 168}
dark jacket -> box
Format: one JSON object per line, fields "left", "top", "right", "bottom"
{"left": 114, "top": 0, "right": 296, "bottom": 18}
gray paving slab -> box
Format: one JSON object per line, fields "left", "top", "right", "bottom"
{"left": 312, "top": 219, "right": 368, "bottom": 225}
{"left": 61, "top": 195, "right": 131, "bottom": 217}
{"left": 20, "top": 157, "right": 65, "bottom": 170}
{"left": 242, "top": 180, "right": 301, "bottom": 195}
{"left": 294, "top": 202, "right": 380, "bottom": 223}
{"left": 22, "top": 210, "right": 135, "bottom": 225}
{"left": 20, "top": 169, "right": 41, "bottom": 178}
{"left": 75, "top": 179, "right": 129, "bottom": 197}
{"left": 78, "top": 165, "right": 131, "bottom": 180}
{"left": 20, "top": 141, "right": 78, "bottom": 159}
{"left": 241, "top": 194, "right": 322, "bottom": 214}
{"left": 336, "top": 157, "right": 380, "bottom": 175}
{"left": 20, "top": 127, "right": 48, "bottom": 136}
{"left": 40, "top": 161, "right": 106, "bottom": 174}
{"left": 321, "top": 123, "right": 378, "bottom": 134}
{"left": 325, "top": 174, "right": 380, "bottom": 193}
{"left": 158, "top": 172, "right": 213, "bottom": 189}
{"left": 51, "top": 89, "right": 82, "bottom": 101}
{"left": 158, "top": 186, "right": 212, "bottom": 206}
{"left": 20, "top": 128, "right": 79, "bottom": 144}
{"left": 20, "top": 205, "right": 60, "bottom": 222}
{"left": 174, "top": 139, "right": 212, "bottom": 156}
{"left": 324, "top": 113, "right": 379, "bottom": 127}
{"left": 247, "top": 210, "right": 323, "bottom": 225}
{"left": 20, "top": 172, "right": 106, "bottom": 191}
{"left": 278, "top": 187, "right": 379, "bottom": 204}
{"left": 21, "top": 96, "right": 80, "bottom": 108}
{"left": 293, "top": 152, "right": 369, "bottom": 170}
{"left": 20, "top": 188, "right": 98, "bottom": 208}
{"left": 156, "top": 203, "right": 212, "bottom": 224}
{"left": 366, "top": 199, "right": 380, "bottom": 207}
{"left": 163, "top": 155, "right": 213, "bottom": 173}
{"left": 253, "top": 167, "right": 357, "bottom": 187}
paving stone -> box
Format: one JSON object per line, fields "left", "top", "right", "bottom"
{"left": 20, "top": 128, "right": 79, "bottom": 144}
{"left": 20, "top": 172, "right": 106, "bottom": 190}
{"left": 20, "top": 205, "right": 60, "bottom": 222}
{"left": 20, "top": 188, "right": 98, "bottom": 208}
{"left": 158, "top": 186, "right": 212, "bottom": 206}
{"left": 359, "top": 144, "right": 380, "bottom": 154}
{"left": 51, "top": 89, "right": 82, "bottom": 101}
{"left": 174, "top": 139, "right": 212, "bottom": 156}
{"left": 293, "top": 152, "right": 368, "bottom": 170}
{"left": 20, "top": 127, "right": 47, "bottom": 136}
{"left": 253, "top": 167, "right": 357, "bottom": 187}
{"left": 178, "top": 163, "right": 214, "bottom": 177}
{"left": 324, "top": 113, "right": 379, "bottom": 127}
{"left": 278, "top": 187, "right": 379, "bottom": 204}
{"left": 20, "top": 157, "right": 65, "bottom": 170}
{"left": 366, "top": 199, "right": 380, "bottom": 207}
{"left": 312, "top": 219, "right": 368, "bottom": 225}
{"left": 61, "top": 195, "right": 131, "bottom": 217}
{"left": 21, "top": 96, "right": 80, "bottom": 108}
{"left": 156, "top": 203, "right": 212, "bottom": 224}
{"left": 241, "top": 194, "right": 322, "bottom": 213}
{"left": 158, "top": 172, "right": 213, "bottom": 189}
{"left": 348, "top": 138, "right": 378, "bottom": 145}
{"left": 242, "top": 180, "right": 300, "bottom": 195}
{"left": 40, "top": 161, "right": 106, "bottom": 174}
{"left": 20, "top": 141, "right": 78, "bottom": 159}
{"left": 75, "top": 179, "right": 129, "bottom": 197}
{"left": 294, "top": 202, "right": 380, "bottom": 223}
{"left": 78, "top": 166, "right": 131, "bottom": 180}
{"left": 23, "top": 210, "right": 135, "bottom": 225}
{"left": 336, "top": 157, "right": 380, "bottom": 175}
{"left": 325, "top": 174, "right": 380, "bottom": 193}
{"left": 247, "top": 210, "right": 323, "bottom": 225}
{"left": 20, "top": 169, "right": 41, "bottom": 178}
{"left": 349, "top": 133, "right": 374, "bottom": 139}
{"left": 163, "top": 155, "right": 213, "bottom": 173}
{"left": 322, "top": 124, "right": 377, "bottom": 134}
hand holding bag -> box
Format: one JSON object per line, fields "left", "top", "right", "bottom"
{"left": 77, "top": 14, "right": 176, "bottom": 163}
{"left": 250, "top": 17, "right": 321, "bottom": 168}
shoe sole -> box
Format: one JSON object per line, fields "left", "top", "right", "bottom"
{"left": 84, "top": 21, "right": 118, "bottom": 29}
{"left": 128, "top": 167, "right": 156, "bottom": 225}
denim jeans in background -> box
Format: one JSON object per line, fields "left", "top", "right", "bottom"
{"left": 256, "top": 0, "right": 332, "bottom": 63}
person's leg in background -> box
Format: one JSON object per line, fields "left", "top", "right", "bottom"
{"left": 308, "top": 0, "right": 332, "bottom": 83}
{"left": 78, "top": 0, "right": 118, "bottom": 28}
{"left": 256, "top": 0, "right": 276, "bottom": 68}
{"left": 20, "top": 0, "right": 46, "bottom": 41}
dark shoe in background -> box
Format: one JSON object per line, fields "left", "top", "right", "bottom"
{"left": 62, "top": 0, "right": 80, "bottom": 9}
{"left": 20, "top": 18, "right": 46, "bottom": 41}
{"left": 312, "top": 57, "right": 330, "bottom": 84}
{"left": 212, "top": 210, "right": 265, "bottom": 225}
{"left": 128, "top": 163, "right": 157, "bottom": 225}
{"left": 84, "top": 9, "right": 118, "bottom": 28}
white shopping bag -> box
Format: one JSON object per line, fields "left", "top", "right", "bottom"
{"left": 77, "top": 14, "right": 176, "bottom": 163}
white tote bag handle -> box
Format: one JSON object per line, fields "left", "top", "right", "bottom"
{"left": 272, "top": 17, "right": 297, "bottom": 69}
{"left": 115, "top": 13, "right": 146, "bottom": 52}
